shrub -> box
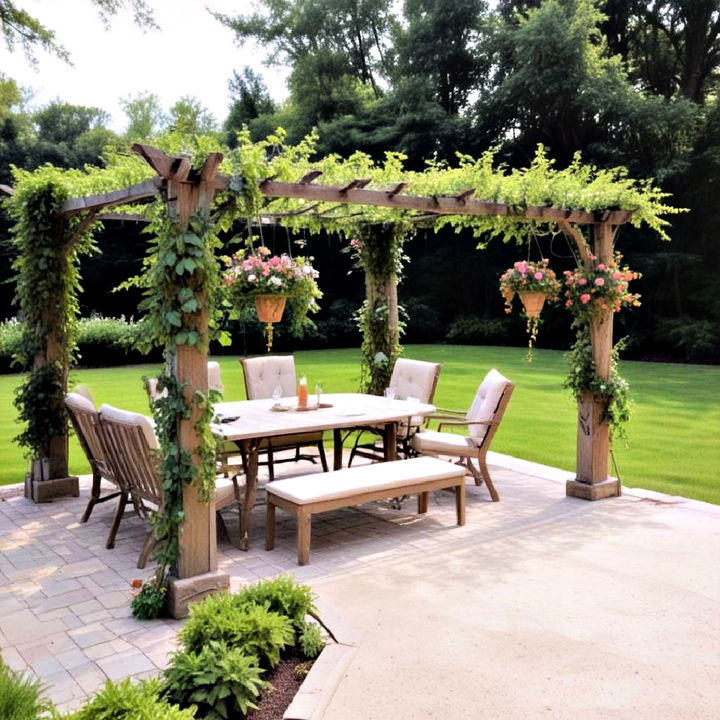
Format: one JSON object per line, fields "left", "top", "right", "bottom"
{"left": 0, "top": 660, "right": 52, "bottom": 720}
{"left": 445, "top": 316, "right": 510, "bottom": 344}
{"left": 179, "top": 593, "right": 294, "bottom": 669}
{"left": 298, "top": 621, "right": 326, "bottom": 659}
{"left": 234, "top": 574, "right": 318, "bottom": 633}
{"left": 130, "top": 580, "right": 167, "bottom": 620}
{"left": 66, "top": 677, "right": 194, "bottom": 720}
{"left": 163, "top": 641, "right": 266, "bottom": 720}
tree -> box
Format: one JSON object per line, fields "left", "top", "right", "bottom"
{"left": 168, "top": 97, "right": 217, "bottom": 136}
{"left": 120, "top": 92, "right": 167, "bottom": 141}
{"left": 215, "top": 0, "right": 396, "bottom": 127}
{"left": 224, "top": 68, "right": 276, "bottom": 147}
{"left": 0, "top": 0, "right": 156, "bottom": 64}
{"left": 395, "top": 0, "right": 490, "bottom": 114}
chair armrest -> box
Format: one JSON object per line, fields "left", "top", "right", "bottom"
{"left": 436, "top": 419, "right": 495, "bottom": 432}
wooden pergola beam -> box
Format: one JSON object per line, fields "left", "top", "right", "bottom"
{"left": 61, "top": 177, "right": 163, "bottom": 215}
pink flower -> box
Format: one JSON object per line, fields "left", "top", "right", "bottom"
{"left": 594, "top": 278, "right": 605, "bottom": 286}
{"left": 578, "top": 278, "right": 587, "bottom": 286}
{"left": 580, "top": 293, "right": 591, "bottom": 304}
{"left": 597, "top": 263, "right": 606, "bottom": 271}
{"left": 258, "top": 246, "right": 271, "bottom": 256}
{"left": 534, "top": 272, "right": 544, "bottom": 280}
{"left": 612, "top": 272, "right": 622, "bottom": 280}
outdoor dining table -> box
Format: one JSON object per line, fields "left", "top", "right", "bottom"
{"left": 212, "top": 392, "right": 436, "bottom": 550}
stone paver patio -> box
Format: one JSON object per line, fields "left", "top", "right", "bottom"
{"left": 1, "top": 451, "right": 718, "bottom": 717}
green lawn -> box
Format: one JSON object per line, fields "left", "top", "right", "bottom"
{"left": 1, "top": 345, "right": 718, "bottom": 504}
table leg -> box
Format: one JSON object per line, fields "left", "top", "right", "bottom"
{"left": 383, "top": 422, "right": 398, "bottom": 462}
{"left": 333, "top": 429, "right": 343, "bottom": 470}
{"left": 239, "top": 437, "right": 261, "bottom": 551}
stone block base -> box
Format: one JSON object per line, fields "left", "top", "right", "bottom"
{"left": 26, "top": 474, "right": 80, "bottom": 503}
{"left": 566, "top": 477, "right": 621, "bottom": 500}
{"left": 166, "top": 570, "right": 230, "bottom": 619}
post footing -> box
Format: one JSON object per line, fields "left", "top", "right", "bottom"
{"left": 166, "top": 570, "right": 229, "bottom": 619}
{"left": 566, "top": 477, "right": 621, "bottom": 500}
{"left": 26, "top": 474, "right": 80, "bottom": 503}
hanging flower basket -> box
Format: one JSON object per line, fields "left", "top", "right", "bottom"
{"left": 254, "top": 294, "right": 287, "bottom": 324}
{"left": 518, "top": 291, "right": 546, "bottom": 318}
{"left": 499, "top": 259, "right": 561, "bottom": 360}
{"left": 223, "top": 246, "right": 321, "bottom": 352}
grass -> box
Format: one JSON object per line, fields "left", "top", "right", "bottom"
{"left": 0, "top": 345, "right": 718, "bottom": 504}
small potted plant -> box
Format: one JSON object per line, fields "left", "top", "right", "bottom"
{"left": 223, "top": 246, "right": 321, "bottom": 351}
{"left": 499, "top": 259, "right": 561, "bottom": 355}
{"left": 564, "top": 254, "right": 641, "bottom": 320}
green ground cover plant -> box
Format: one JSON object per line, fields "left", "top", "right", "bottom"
{"left": 0, "top": 346, "right": 717, "bottom": 504}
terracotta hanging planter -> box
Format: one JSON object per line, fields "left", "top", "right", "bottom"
{"left": 518, "top": 291, "right": 547, "bottom": 318}
{"left": 254, "top": 294, "right": 287, "bottom": 323}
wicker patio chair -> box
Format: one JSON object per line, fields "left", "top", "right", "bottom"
{"left": 98, "top": 404, "right": 242, "bottom": 568}
{"left": 410, "top": 369, "right": 514, "bottom": 502}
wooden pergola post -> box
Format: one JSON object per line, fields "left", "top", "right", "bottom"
{"left": 566, "top": 220, "right": 621, "bottom": 500}
{"left": 134, "top": 147, "right": 230, "bottom": 616}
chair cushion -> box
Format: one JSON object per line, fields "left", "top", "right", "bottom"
{"left": 390, "top": 358, "right": 440, "bottom": 403}
{"left": 99, "top": 404, "right": 159, "bottom": 450}
{"left": 207, "top": 361, "right": 223, "bottom": 392}
{"left": 267, "top": 457, "right": 463, "bottom": 505}
{"left": 466, "top": 369, "right": 510, "bottom": 445}
{"left": 242, "top": 355, "right": 296, "bottom": 399}
{"left": 215, "top": 476, "right": 239, "bottom": 509}
{"left": 411, "top": 429, "right": 479, "bottom": 457}
{"left": 65, "top": 392, "right": 96, "bottom": 414}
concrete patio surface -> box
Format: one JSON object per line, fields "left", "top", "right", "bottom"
{"left": 0, "top": 451, "right": 718, "bottom": 718}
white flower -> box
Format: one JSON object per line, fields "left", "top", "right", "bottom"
{"left": 270, "top": 276, "right": 284, "bottom": 287}
{"left": 247, "top": 274, "right": 256, "bottom": 282}
{"left": 373, "top": 352, "right": 389, "bottom": 365}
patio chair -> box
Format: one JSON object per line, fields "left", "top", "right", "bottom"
{"left": 240, "top": 355, "right": 329, "bottom": 480}
{"left": 98, "top": 404, "right": 242, "bottom": 568}
{"left": 64, "top": 392, "right": 130, "bottom": 546}
{"left": 410, "top": 368, "right": 514, "bottom": 502}
{"left": 347, "top": 358, "right": 442, "bottom": 466}
{"left": 144, "top": 361, "right": 242, "bottom": 477}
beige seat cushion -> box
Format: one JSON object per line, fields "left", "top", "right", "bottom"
{"left": 215, "top": 476, "right": 239, "bottom": 509}
{"left": 411, "top": 429, "right": 479, "bottom": 457}
{"left": 390, "top": 358, "right": 440, "bottom": 403}
{"left": 242, "top": 355, "right": 297, "bottom": 399}
{"left": 99, "top": 404, "right": 159, "bottom": 450}
{"left": 65, "top": 392, "right": 96, "bottom": 414}
{"left": 466, "top": 369, "right": 510, "bottom": 445}
{"left": 267, "top": 457, "right": 463, "bottom": 505}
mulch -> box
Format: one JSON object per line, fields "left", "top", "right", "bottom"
{"left": 247, "top": 650, "right": 313, "bottom": 720}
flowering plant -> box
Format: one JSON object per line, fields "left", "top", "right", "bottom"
{"left": 499, "top": 259, "right": 561, "bottom": 359}
{"left": 222, "top": 246, "right": 322, "bottom": 335}
{"left": 564, "top": 254, "right": 641, "bottom": 318}
{"left": 499, "top": 259, "right": 562, "bottom": 312}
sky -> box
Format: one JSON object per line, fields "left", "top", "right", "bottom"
{"left": 0, "top": 0, "right": 290, "bottom": 131}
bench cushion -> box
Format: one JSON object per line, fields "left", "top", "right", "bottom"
{"left": 266, "top": 457, "right": 463, "bottom": 505}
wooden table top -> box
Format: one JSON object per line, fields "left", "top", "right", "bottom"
{"left": 212, "top": 393, "right": 436, "bottom": 442}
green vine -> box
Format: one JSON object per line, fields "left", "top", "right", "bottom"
{"left": 349, "top": 225, "right": 409, "bottom": 394}
{"left": 564, "top": 323, "right": 632, "bottom": 439}
{"left": 6, "top": 168, "right": 98, "bottom": 461}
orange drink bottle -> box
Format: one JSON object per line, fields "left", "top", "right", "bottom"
{"left": 297, "top": 376, "right": 308, "bottom": 408}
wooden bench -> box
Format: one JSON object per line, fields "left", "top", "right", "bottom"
{"left": 265, "top": 456, "right": 466, "bottom": 565}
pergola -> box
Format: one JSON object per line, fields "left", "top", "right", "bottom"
{"left": 12, "top": 144, "right": 635, "bottom": 616}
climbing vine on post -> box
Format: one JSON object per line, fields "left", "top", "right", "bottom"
{"left": 7, "top": 168, "right": 98, "bottom": 497}
{"left": 349, "top": 224, "right": 410, "bottom": 395}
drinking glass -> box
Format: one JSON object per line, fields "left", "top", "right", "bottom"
{"left": 384, "top": 387, "right": 396, "bottom": 401}
{"left": 315, "top": 383, "right": 324, "bottom": 406}
{"left": 271, "top": 385, "right": 283, "bottom": 407}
